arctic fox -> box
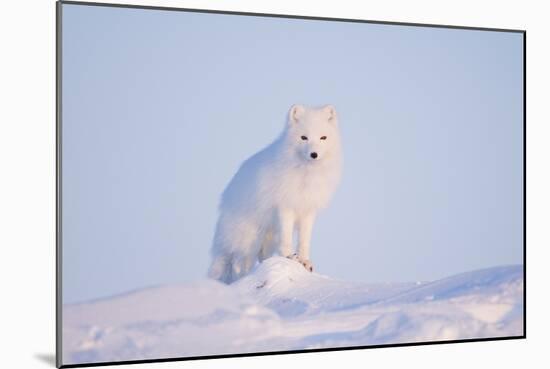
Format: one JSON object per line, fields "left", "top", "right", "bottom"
{"left": 208, "top": 104, "right": 342, "bottom": 284}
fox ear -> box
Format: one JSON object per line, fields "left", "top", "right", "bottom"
{"left": 323, "top": 104, "right": 337, "bottom": 124}
{"left": 289, "top": 104, "right": 305, "bottom": 124}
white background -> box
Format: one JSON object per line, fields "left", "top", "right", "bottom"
{"left": 0, "top": 0, "right": 547, "bottom": 368}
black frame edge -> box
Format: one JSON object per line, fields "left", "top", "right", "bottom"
{"left": 59, "top": 0, "right": 526, "bottom": 34}
{"left": 59, "top": 336, "right": 526, "bottom": 368}
{"left": 522, "top": 30, "right": 526, "bottom": 339}
{"left": 56, "top": 1, "right": 63, "bottom": 367}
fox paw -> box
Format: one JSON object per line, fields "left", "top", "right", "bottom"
{"left": 301, "top": 259, "right": 313, "bottom": 272}
{"left": 286, "top": 254, "right": 313, "bottom": 272}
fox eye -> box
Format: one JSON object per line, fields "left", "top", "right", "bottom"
{"left": 320, "top": 136, "right": 327, "bottom": 140}
{"left": 301, "top": 136, "right": 308, "bottom": 141}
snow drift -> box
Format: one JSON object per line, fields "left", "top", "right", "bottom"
{"left": 62, "top": 257, "right": 524, "bottom": 365}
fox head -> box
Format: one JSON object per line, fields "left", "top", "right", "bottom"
{"left": 284, "top": 104, "right": 341, "bottom": 164}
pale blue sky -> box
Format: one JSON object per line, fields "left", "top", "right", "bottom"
{"left": 61, "top": 4, "right": 523, "bottom": 304}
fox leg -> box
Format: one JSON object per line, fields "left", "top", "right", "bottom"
{"left": 258, "top": 230, "right": 275, "bottom": 262}
{"left": 295, "top": 214, "right": 316, "bottom": 272}
{"left": 276, "top": 208, "right": 295, "bottom": 257}
{"left": 297, "top": 213, "right": 315, "bottom": 260}
{"left": 230, "top": 253, "right": 256, "bottom": 281}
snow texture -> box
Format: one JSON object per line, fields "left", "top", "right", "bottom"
{"left": 63, "top": 257, "right": 523, "bottom": 365}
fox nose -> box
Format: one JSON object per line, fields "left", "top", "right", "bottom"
{"left": 310, "top": 152, "right": 318, "bottom": 159}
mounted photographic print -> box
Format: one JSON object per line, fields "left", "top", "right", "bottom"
{"left": 56, "top": 1, "right": 525, "bottom": 367}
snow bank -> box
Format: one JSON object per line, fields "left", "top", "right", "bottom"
{"left": 63, "top": 257, "right": 523, "bottom": 365}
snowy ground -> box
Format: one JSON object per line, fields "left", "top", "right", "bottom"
{"left": 62, "top": 257, "right": 524, "bottom": 365}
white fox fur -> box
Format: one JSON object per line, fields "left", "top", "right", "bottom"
{"left": 208, "top": 104, "right": 342, "bottom": 284}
